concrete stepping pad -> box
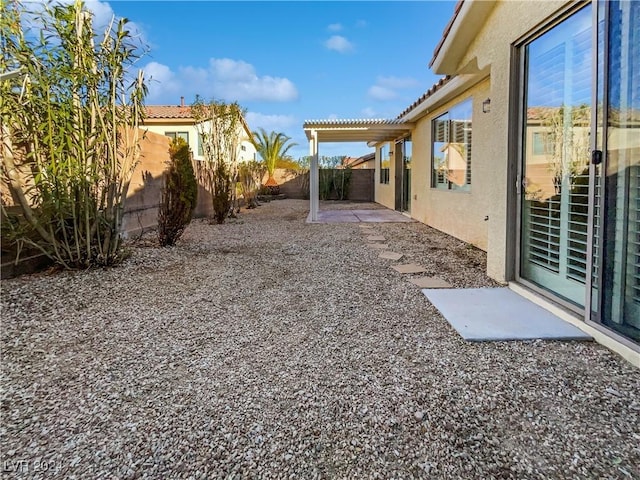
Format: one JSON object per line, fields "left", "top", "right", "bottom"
{"left": 367, "top": 243, "right": 389, "bottom": 250}
{"left": 409, "top": 276, "right": 452, "bottom": 288}
{"left": 391, "top": 263, "right": 427, "bottom": 274}
{"left": 422, "top": 287, "right": 592, "bottom": 341}
{"left": 365, "top": 235, "right": 386, "bottom": 242}
{"left": 379, "top": 251, "right": 403, "bottom": 261}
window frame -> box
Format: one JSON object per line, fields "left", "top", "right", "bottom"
{"left": 430, "top": 98, "right": 473, "bottom": 192}
{"left": 165, "top": 131, "right": 189, "bottom": 144}
{"left": 197, "top": 133, "right": 204, "bottom": 157}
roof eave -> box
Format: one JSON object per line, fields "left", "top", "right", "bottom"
{"left": 142, "top": 117, "right": 195, "bottom": 125}
{"left": 398, "top": 73, "right": 487, "bottom": 123}
{"left": 429, "top": 0, "right": 497, "bottom": 75}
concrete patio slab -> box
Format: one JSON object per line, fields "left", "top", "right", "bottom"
{"left": 421, "top": 287, "right": 592, "bottom": 342}
{"left": 308, "top": 211, "right": 361, "bottom": 223}
{"left": 391, "top": 263, "right": 427, "bottom": 274}
{"left": 354, "top": 210, "right": 413, "bottom": 223}
{"left": 307, "top": 209, "right": 414, "bottom": 223}
{"left": 409, "top": 276, "right": 452, "bottom": 288}
{"left": 366, "top": 235, "right": 386, "bottom": 242}
{"left": 367, "top": 243, "right": 389, "bottom": 250}
{"left": 379, "top": 251, "right": 403, "bottom": 261}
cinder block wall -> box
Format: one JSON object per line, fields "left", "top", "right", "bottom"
{"left": 272, "top": 168, "right": 374, "bottom": 201}
{"left": 348, "top": 169, "right": 374, "bottom": 201}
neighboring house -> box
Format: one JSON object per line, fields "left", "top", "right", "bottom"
{"left": 304, "top": 0, "right": 639, "bottom": 360}
{"left": 343, "top": 153, "right": 375, "bottom": 169}
{"left": 143, "top": 98, "right": 257, "bottom": 162}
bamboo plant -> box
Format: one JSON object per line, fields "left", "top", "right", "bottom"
{"left": 1, "top": 0, "right": 147, "bottom": 268}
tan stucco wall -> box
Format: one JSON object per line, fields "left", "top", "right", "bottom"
{"left": 374, "top": 141, "right": 396, "bottom": 210}
{"left": 410, "top": 79, "right": 491, "bottom": 251}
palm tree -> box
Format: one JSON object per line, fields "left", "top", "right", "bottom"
{"left": 252, "top": 128, "right": 297, "bottom": 193}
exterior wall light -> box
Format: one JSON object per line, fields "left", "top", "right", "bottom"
{"left": 482, "top": 98, "right": 491, "bottom": 113}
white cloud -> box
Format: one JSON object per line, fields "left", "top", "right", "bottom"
{"left": 144, "top": 61, "right": 181, "bottom": 99}
{"left": 324, "top": 35, "right": 354, "bottom": 54}
{"left": 85, "top": 0, "right": 121, "bottom": 30}
{"left": 245, "top": 112, "right": 297, "bottom": 132}
{"left": 327, "top": 113, "right": 339, "bottom": 120}
{"left": 328, "top": 23, "right": 343, "bottom": 32}
{"left": 367, "top": 85, "right": 398, "bottom": 101}
{"left": 376, "top": 76, "right": 419, "bottom": 89}
{"left": 367, "top": 76, "right": 419, "bottom": 101}
{"left": 22, "top": 0, "right": 145, "bottom": 42}
{"left": 143, "top": 58, "right": 298, "bottom": 103}
{"left": 361, "top": 107, "right": 377, "bottom": 118}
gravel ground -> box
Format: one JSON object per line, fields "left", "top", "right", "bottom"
{"left": 2, "top": 199, "right": 639, "bottom": 479}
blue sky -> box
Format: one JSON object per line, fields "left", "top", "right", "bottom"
{"left": 94, "top": 1, "right": 457, "bottom": 159}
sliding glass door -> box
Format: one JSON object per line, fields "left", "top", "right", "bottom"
{"left": 594, "top": 0, "right": 640, "bottom": 341}
{"left": 519, "top": 5, "right": 592, "bottom": 308}
{"left": 518, "top": 0, "right": 639, "bottom": 344}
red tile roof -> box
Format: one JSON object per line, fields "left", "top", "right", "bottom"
{"left": 144, "top": 105, "right": 194, "bottom": 119}
{"left": 429, "top": 0, "right": 465, "bottom": 68}
{"left": 396, "top": 75, "right": 452, "bottom": 119}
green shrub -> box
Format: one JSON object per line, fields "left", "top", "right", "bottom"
{"left": 158, "top": 138, "right": 198, "bottom": 246}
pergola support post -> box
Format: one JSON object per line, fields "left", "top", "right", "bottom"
{"left": 309, "top": 130, "right": 319, "bottom": 222}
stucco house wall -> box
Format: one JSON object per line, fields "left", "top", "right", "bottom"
{"left": 143, "top": 124, "right": 256, "bottom": 163}
{"left": 143, "top": 123, "right": 202, "bottom": 159}
{"left": 410, "top": 79, "right": 491, "bottom": 251}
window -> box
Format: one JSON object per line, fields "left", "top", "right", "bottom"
{"left": 379, "top": 143, "right": 391, "bottom": 184}
{"left": 531, "top": 131, "right": 555, "bottom": 156}
{"left": 165, "top": 131, "right": 189, "bottom": 144}
{"left": 240, "top": 145, "right": 247, "bottom": 151}
{"left": 431, "top": 99, "right": 472, "bottom": 191}
{"left": 198, "top": 133, "right": 204, "bottom": 157}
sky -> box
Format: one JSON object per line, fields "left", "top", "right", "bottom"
{"left": 88, "top": 0, "right": 457, "bottom": 160}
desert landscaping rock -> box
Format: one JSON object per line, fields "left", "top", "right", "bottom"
{"left": 378, "top": 251, "right": 404, "bottom": 261}
{"left": 2, "top": 199, "right": 639, "bottom": 479}
{"left": 365, "top": 235, "right": 386, "bottom": 242}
